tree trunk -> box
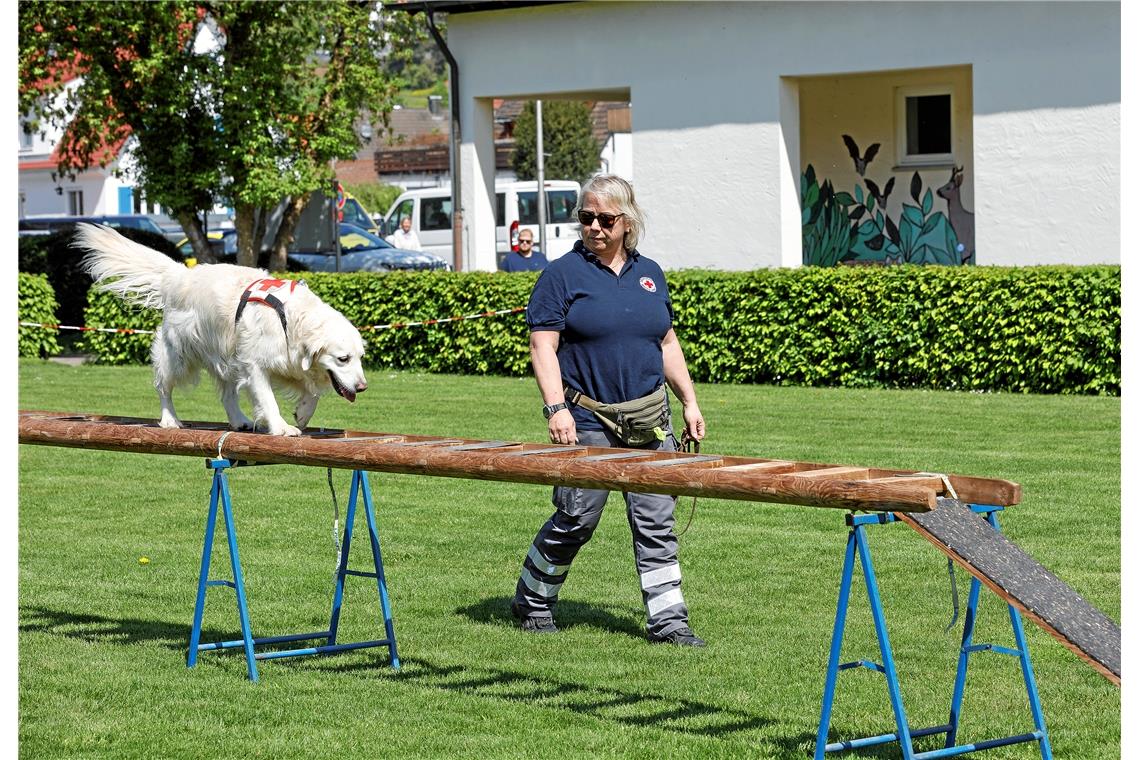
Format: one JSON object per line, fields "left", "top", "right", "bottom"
{"left": 269, "top": 194, "right": 309, "bottom": 272}
{"left": 233, "top": 203, "right": 258, "bottom": 268}
{"left": 174, "top": 210, "right": 214, "bottom": 264}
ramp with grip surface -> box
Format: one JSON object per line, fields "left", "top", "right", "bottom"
{"left": 899, "top": 498, "right": 1120, "bottom": 684}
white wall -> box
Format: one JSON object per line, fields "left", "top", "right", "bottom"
{"left": 19, "top": 169, "right": 121, "bottom": 216}
{"left": 448, "top": 1, "right": 1119, "bottom": 270}
{"left": 599, "top": 132, "right": 633, "bottom": 181}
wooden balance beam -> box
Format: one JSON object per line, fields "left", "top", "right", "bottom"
{"left": 17, "top": 410, "right": 1018, "bottom": 512}
{"left": 18, "top": 409, "right": 1119, "bottom": 684}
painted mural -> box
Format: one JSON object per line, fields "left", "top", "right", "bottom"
{"left": 802, "top": 135, "right": 975, "bottom": 266}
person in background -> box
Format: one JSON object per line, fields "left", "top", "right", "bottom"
{"left": 510, "top": 174, "right": 707, "bottom": 647}
{"left": 501, "top": 230, "right": 548, "bottom": 272}
{"left": 386, "top": 216, "right": 422, "bottom": 251}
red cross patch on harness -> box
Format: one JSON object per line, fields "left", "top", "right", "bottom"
{"left": 235, "top": 278, "right": 303, "bottom": 334}
{"left": 639, "top": 276, "right": 657, "bottom": 293}
{"left": 246, "top": 278, "right": 299, "bottom": 303}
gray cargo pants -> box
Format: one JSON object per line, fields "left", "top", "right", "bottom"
{"left": 513, "top": 427, "right": 691, "bottom": 638}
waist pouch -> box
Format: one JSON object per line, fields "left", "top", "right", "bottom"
{"left": 564, "top": 384, "right": 670, "bottom": 447}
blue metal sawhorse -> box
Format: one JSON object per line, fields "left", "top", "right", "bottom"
{"left": 815, "top": 505, "right": 1052, "bottom": 759}
{"left": 187, "top": 458, "right": 400, "bottom": 682}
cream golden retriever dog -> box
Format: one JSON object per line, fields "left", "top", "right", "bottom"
{"left": 77, "top": 223, "right": 367, "bottom": 436}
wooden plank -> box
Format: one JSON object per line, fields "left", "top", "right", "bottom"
{"left": 899, "top": 499, "right": 1120, "bottom": 685}
{"left": 578, "top": 451, "right": 656, "bottom": 463}
{"left": 445, "top": 441, "right": 521, "bottom": 451}
{"left": 714, "top": 460, "right": 795, "bottom": 473}
{"left": 636, "top": 455, "right": 723, "bottom": 468}
{"left": 395, "top": 439, "right": 464, "bottom": 447}
{"left": 793, "top": 466, "right": 869, "bottom": 480}
{"left": 864, "top": 475, "right": 945, "bottom": 491}
{"left": 504, "top": 446, "right": 587, "bottom": 457}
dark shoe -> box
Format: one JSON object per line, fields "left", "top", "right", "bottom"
{"left": 511, "top": 600, "right": 558, "bottom": 634}
{"left": 648, "top": 626, "right": 706, "bottom": 647}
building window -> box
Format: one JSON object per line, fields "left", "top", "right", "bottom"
{"left": 20, "top": 125, "right": 34, "bottom": 151}
{"left": 896, "top": 85, "right": 954, "bottom": 166}
{"left": 67, "top": 190, "right": 85, "bottom": 216}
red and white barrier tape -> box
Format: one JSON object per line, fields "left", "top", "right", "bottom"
{"left": 18, "top": 306, "right": 527, "bottom": 336}
{"left": 19, "top": 321, "right": 155, "bottom": 335}
{"left": 359, "top": 307, "right": 525, "bottom": 331}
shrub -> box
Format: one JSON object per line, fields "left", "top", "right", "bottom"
{"left": 79, "top": 266, "right": 1120, "bottom": 395}
{"left": 669, "top": 265, "right": 1120, "bottom": 395}
{"left": 18, "top": 273, "right": 63, "bottom": 358}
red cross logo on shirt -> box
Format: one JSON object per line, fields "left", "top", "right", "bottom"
{"left": 639, "top": 277, "right": 657, "bottom": 293}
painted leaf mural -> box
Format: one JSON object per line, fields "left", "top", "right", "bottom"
{"left": 801, "top": 137, "right": 975, "bottom": 266}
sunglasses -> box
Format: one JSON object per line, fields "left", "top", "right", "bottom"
{"left": 577, "top": 210, "right": 624, "bottom": 229}
{"left": 518, "top": 238, "right": 533, "bottom": 244}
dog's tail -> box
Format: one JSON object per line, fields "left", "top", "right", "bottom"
{"left": 75, "top": 223, "right": 185, "bottom": 310}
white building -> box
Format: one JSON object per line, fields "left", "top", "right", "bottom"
{"left": 416, "top": 0, "right": 1119, "bottom": 272}
{"left": 18, "top": 20, "right": 228, "bottom": 225}
{"left": 17, "top": 79, "right": 139, "bottom": 219}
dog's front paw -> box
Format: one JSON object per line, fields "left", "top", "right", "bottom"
{"left": 230, "top": 419, "right": 256, "bottom": 432}
{"left": 270, "top": 423, "right": 303, "bottom": 437}
{"left": 158, "top": 413, "right": 184, "bottom": 429}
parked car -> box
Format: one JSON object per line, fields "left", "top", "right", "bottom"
{"left": 382, "top": 180, "right": 581, "bottom": 263}
{"left": 338, "top": 190, "right": 381, "bottom": 235}
{"left": 177, "top": 224, "right": 450, "bottom": 272}
{"left": 19, "top": 214, "right": 167, "bottom": 236}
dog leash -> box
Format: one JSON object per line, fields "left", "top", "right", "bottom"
{"left": 675, "top": 432, "right": 700, "bottom": 538}
{"left": 327, "top": 468, "right": 342, "bottom": 577}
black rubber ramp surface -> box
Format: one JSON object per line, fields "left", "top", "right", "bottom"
{"left": 900, "top": 498, "right": 1120, "bottom": 684}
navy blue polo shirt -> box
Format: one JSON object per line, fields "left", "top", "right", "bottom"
{"left": 502, "top": 249, "right": 549, "bottom": 272}
{"left": 526, "top": 240, "right": 673, "bottom": 431}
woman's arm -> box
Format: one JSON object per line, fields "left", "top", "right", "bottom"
{"left": 530, "top": 330, "right": 577, "bottom": 444}
{"left": 661, "top": 328, "right": 705, "bottom": 442}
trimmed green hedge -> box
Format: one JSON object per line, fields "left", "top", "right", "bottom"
{"left": 669, "top": 265, "right": 1119, "bottom": 395}
{"left": 18, "top": 273, "right": 63, "bottom": 358}
{"left": 80, "top": 266, "right": 1120, "bottom": 395}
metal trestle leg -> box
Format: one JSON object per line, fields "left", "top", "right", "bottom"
{"left": 187, "top": 459, "right": 399, "bottom": 681}
{"left": 814, "top": 508, "right": 1051, "bottom": 760}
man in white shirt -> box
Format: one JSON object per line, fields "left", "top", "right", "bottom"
{"left": 386, "top": 216, "right": 422, "bottom": 251}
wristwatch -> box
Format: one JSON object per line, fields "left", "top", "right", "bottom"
{"left": 542, "top": 402, "right": 568, "bottom": 419}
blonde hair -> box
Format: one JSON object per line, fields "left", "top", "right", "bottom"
{"left": 576, "top": 174, "right": 645, "bottom": 252}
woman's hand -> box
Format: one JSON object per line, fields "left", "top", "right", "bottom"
{"left": 548, "top": 408, "right": 577, "bottom": 445}
{"left": 682, "top": 402, "right": 706, "bottom": 442}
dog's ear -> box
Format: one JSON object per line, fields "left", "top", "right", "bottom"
{"left": 300, "top": 344, "right": 318, "bottom": 372}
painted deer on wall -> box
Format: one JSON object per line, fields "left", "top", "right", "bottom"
{"left": 936, "top": 166, "right": 975, "bottom": 264}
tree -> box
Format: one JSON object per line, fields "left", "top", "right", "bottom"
{"left": 381, "top": 31, "right": 446, "bottom": 91}
{"left": 19, "top": 2, "right": 423, "bottom": 267}
{"left": 511, "top": 101, "right": 599, "bottom": 185}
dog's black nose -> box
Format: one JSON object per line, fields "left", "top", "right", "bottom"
{"left": 355, "top": 381, "right": 367, "bottom": 393}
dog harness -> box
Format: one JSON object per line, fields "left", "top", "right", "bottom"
{"left": 234, "top": 278, "right": 301, "bottom": 335}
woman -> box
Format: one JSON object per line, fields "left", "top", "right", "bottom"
{"left": 510, "top": 174, "right": 707, "bottom": 646}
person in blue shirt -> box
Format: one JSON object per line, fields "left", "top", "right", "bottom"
{"left": 510, "top": 174, "right": 708, "bottom": 647}
{"left": 500, "top": 230, "right": 548, "bottom": 272}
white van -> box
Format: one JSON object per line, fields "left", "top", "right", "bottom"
{"left": 382, "top": 180, "right": 581, "bottom": 268}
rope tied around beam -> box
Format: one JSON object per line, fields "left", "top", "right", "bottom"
{"left": 216, "top": 431, "right": 235, "bottom": 461}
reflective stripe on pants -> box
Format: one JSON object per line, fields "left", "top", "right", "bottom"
{"left": 513, "top": 426, "right": 690, "bottom": 637}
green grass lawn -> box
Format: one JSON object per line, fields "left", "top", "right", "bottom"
{"left": 17, "top": 360, "right": 1120, "bottom": 758}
